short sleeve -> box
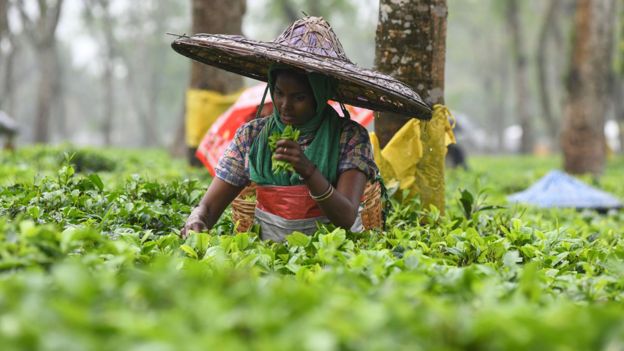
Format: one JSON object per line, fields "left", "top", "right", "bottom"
{"left": 338, "top": 120, "right": 379, "bottom": 181}
{"left": 214, "top": 120, "right": 263, "bottom": 187}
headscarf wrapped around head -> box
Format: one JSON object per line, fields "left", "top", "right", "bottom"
{"left": 248, "top": 65, "right": 344, "bottom": 186}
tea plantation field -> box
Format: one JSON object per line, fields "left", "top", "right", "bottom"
{"left": 1, "top": 146, "right": 623, "bottom": 350}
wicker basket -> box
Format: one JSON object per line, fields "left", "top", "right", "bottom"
{"left": 231, "top": 185, "right": 258, "bottom": 232}
{"left": 231, "top": 182, "right": 383, "bottom": 232}
{"left": 360, "top": 181, "right": 383, "bottom": 230}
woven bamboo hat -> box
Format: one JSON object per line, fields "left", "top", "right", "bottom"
{"left": 171, "top": 16, "right": 432, "bottom": 119}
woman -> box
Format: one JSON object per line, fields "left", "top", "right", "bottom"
{"left": 172, "top": 16, "right": 431, "bottom": 240}
{"left": 181, "top": 66, "right": 377, "bottom": 241}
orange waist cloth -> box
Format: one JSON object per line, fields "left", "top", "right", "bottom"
{"left": 256, "top": 185, "right": 323, "bottom": 220}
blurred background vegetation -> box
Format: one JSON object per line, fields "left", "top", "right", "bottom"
{"left": 0, "top": 0, "right": 622, "bottom": 155}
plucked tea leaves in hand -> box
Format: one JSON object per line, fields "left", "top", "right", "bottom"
{"left": 269, "top": 125, "right": 301, "bottom": 175}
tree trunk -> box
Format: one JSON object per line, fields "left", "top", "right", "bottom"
{"left": 506, "top": 0, "right": 533, "bottom": 154}
{"left": 140, "top": 108, "right": 160, "bottom": 147}
{"left": 375, "top": 0, "right": 447, "bottom": 212}
{"left": 53, "top": 45, "right": 66, "bottom": 140}
{"left": 189, "top": 0, "right": 245, "bottom": 91}
{"left": 536, "top": 0, "right": 562, "bottom": 146}
{"left": 103, "top": 55, "right": 114, "bottom": 145}
{"left": 144, "top": 70, "right": 162, "bottom": 147}
{"left": 0, "top": 0, "right": 7, "bottom": 33}
{"left": 496, "top": 45, "right": 510, "bottom": 153}
{"left": 34, "top": 43, "right": 57, "bottom": 143}
{"left": 617, "top": 80, "right": 624, "bottom": 153}
{"left": 485, "top": 58, "right": 508, "bottom": 153}
{"left": 0, "top": 37, "right": 18, "bottom": 116}
{"left": 561, "top": 0, "right": 617, "bottom": 176}
{"left": 0, "top": 0, "right": 9, "bottom": 113}
{"left": 124, "top": 69, "right": 160, "bottom": 147}
{"left": 18, "top": 0, "right": 64, "bottom": 143}
{"left": 101, "top": 0, "right": 115, "bottom": 146}
{"left": 181, "top": 0, "right": 245, "bottom": 163}
{"left": 84, "top": 0, "right": 115, "bottom": 145}
{"left": 374, "top": 0, "right": 447, "bottom": 148}
{"left": 480, "top": 18, "right": 507, "bottom": 153}
{"left": 616, "top": 5, "right": 624, "bottom": 153}
{"left": 170, "top": 105, "right": 188, "bottom": 157}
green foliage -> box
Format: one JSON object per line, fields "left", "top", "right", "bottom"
{"left": 458, "top": 188, "right": 505, "bottom": 220}
{"left": 64, "top": 149, "right": 117, "bottom": 173}
{"left": 269, "top": 125, "right": 301, "bottom": 174}
{"left": 0, "top": 144, "right": 210, "bottom": 187}
{"left": 1, "top": 148, "right": 624, "bottom": 349}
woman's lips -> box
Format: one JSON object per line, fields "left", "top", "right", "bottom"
{"left": 281, "top": 115, "right": 295, "bottom": 124}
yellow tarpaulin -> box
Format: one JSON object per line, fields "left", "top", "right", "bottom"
{"left": 185, "top": 89, "right": 242, "bottom": 147}
{"left": 371, "top": 105, "right": 456, "bottom": 214}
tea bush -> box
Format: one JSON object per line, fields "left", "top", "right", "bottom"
{"left": 0, "top": 147, "right": 623, "bottom": 350}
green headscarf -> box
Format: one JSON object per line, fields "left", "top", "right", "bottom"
{"left": 249, "top": 65, "right": 344, "bottom": 186}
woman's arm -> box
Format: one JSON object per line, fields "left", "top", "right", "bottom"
{"left": 274, "top": 139, "right": 367, "bottom": 228}
{"left": 306, "top": 168, "right": 366, "bottom": 228}
{"left": 181, "top": 178, "right": 244, "bottom": 238}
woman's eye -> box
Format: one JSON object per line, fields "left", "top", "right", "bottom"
{"left": 296, "top": 95, "right": 307, "bottom": 102}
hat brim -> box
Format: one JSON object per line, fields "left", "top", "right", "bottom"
{"left": 172, "top": 34, "right": 432, "bottom": 119}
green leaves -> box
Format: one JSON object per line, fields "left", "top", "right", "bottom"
{"left": 86, "top": 174, "right": 104, "bottom": 191}
{"left": 1, "top": 147, "right": 624, "bottom": 349}
{"left": 286, "top": 231, "right": 311, "bottom": 247}
{"left": 458, "top": 188, "right": 504, "bottom": 219}
{"left": 269, "top": 125, "right": 301, "bottom": 174}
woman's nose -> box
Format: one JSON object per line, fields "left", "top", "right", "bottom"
{"left": 280, "top": 98, "right": 291, "bottom": 112}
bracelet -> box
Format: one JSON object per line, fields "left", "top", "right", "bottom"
{"left": 309, "top": 182, "right": 334, "bottom": 202}
{"left": 316, "top": 186, "right": 334, "bottom": 202}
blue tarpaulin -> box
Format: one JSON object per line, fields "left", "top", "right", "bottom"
{"left": 507, "top": 170, "right": 622, "bottom": 210}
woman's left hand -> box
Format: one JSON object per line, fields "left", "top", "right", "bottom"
{"left": 274, "top": 139, "right": 315, "bottom": 178}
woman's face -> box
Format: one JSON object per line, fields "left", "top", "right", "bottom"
{"left": 273, "top": 71, "right": 317, "bottom": 126}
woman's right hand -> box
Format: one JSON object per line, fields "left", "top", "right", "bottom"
{"left": 178, "top": 178, "right": 246, "bottom": 239}
{"left": 180, "top": 207, "right": 208, "bottom": 239}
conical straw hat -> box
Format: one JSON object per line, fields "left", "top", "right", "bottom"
{"left": 172, "top": 16, "right": 432, "bottom": 119}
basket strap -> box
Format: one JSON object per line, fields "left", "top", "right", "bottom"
{"left": 255, "top": 84, "right": 271, "bottom": 119}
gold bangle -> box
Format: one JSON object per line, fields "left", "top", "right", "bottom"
{"left": 310, "top": 182, "right": 334, "bottom": 202}
{"left": 315, "top": 186, "right": 334, "bottom": 202}
{"left": 310, "top": 182, "right": 332, "bottom": 200}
